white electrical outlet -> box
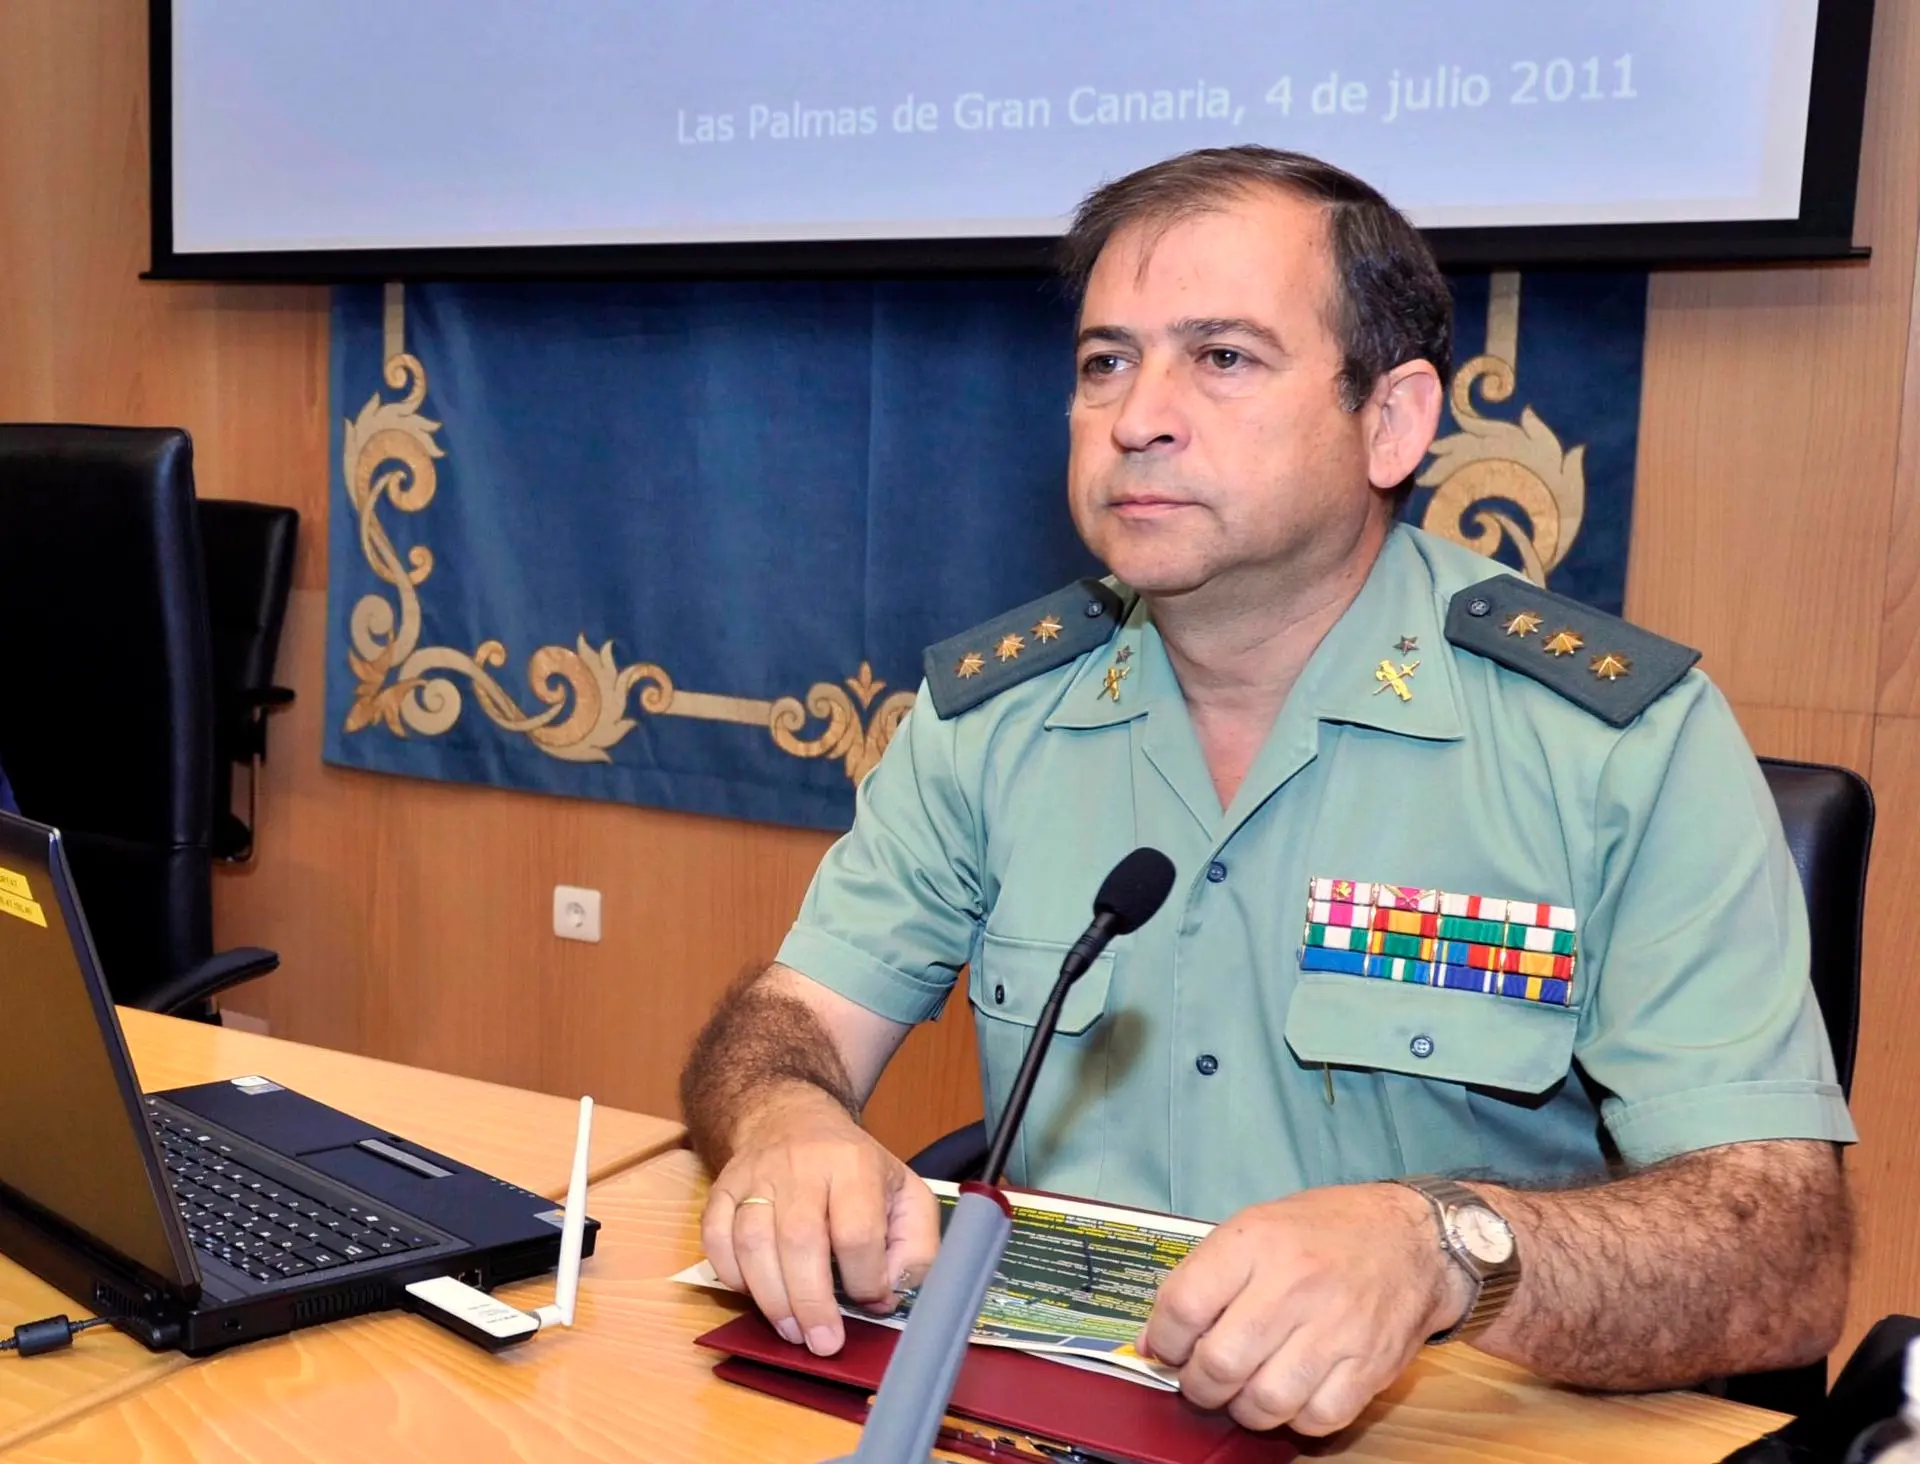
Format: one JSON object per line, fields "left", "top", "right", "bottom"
{"left": 552, "top": 885, "right": 603, "bottom": 943}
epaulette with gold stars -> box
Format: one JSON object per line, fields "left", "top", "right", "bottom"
{"left": 922, "top": 579, "right": 1127, "bottom": 718}
{"left": 1446, "top": 575, "right": 1700, "bottom": 729}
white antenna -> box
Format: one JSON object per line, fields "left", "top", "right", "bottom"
{"left": 535, "top": 1095, "right": 593, "bottom": 1330}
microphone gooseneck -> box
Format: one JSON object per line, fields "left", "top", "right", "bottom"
{"left": 980, "top": 847, "right": 1175, "bottom": 1184}
{"left": 830, "top": 847, "right": 1177, "bottom": 1463}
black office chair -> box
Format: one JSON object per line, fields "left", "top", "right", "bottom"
{"left": 908, "top": 757, "right": 1873, "bottom": 1415}
{"left": 0, "top": 424, "right": 280, "bottom": 1015}
{"left": 198, "top": 499, "right": 299, "bottom": 864}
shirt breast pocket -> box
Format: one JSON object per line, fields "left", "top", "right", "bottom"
{"left": 1284, "top": 975, "right": 1578, "bottom": 1178}
{"left": 967, "top": 932, "right": 1117, "bottom": 1184}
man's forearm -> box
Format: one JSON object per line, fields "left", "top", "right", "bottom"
{"left": 679, "top": 968, "right": 861, "bottom": 1170}
{"left": 1467, "top": 1138, "right": 1850, "bottom": 1390}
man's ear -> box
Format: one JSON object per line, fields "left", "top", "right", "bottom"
{"left": 1365, "top": 362, "right": 1444, "bottom": 491}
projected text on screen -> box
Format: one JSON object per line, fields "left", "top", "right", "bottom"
{"left": 172, "top": 0, "right": 1820, "bottom": 253}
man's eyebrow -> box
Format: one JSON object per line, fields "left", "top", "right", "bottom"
{"left": 1172, "top": 317, "right": 1287, "bottom": 354}
{"left": 1074, "top": 324, "right": 1139, "bottom": 352}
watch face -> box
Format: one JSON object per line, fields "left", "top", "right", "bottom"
{"left": 1451, "top": 1205, "right": 1516, "bottom": 1265}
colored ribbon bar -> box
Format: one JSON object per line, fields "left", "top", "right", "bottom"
{"left": 1303, "top": 876, "right": 1579, "bottom": 1006}
{"left": 1299, "top": 945, "right": 1573, "bottom": 1007}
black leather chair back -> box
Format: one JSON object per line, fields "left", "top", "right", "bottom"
{"left": 0, "top": 425, "right": 276, "bottom": 1013}
{"left": 1757, "top": 757, "right": 1872, "bottom": 1098}
{"left": 0, "top": 426, "right": 216, "bottom": 1001}
{"left": 198, "top": 500, "right": 299, "bottom": 862}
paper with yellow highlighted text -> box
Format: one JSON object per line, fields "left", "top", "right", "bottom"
{"left": 674, "top": 1179, "right": 1213, "bottom": 1390}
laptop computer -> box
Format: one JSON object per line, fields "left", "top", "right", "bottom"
{"left": 0, "top": 809, "right": 597, "bottom": 1356}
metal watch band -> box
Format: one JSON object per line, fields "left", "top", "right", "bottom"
{"left": 1393, "top": 1175, "right": 1522, "bottom": 1345}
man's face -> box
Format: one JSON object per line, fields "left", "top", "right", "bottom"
{"left": 1067, "top": 189, "right": 1385, "bottom": 599}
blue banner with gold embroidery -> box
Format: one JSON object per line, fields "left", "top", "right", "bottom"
{"left": 324, "top": 272, "right": 1645, "bottom": 830}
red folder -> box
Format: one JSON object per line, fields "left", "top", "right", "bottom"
{"left": 696, "top": 1309, "right": 1298, "bottom": 1464}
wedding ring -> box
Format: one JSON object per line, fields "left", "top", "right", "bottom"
{"left": 736, "top": 1195, "right": 775, "bottom": 1208}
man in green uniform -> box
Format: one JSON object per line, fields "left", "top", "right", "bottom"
{"left": 679, "top": 147, "right": 1853, "bottom": 1436}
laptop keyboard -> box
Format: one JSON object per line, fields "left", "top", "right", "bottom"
{"left": 150, "top": 1111, "right": 433, "bottom": 1286}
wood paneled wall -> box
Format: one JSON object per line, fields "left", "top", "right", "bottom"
{"left": 3, "top": 0, "right": 1917, "bottom": 1359}
{"left": 1627, "top": 0, "right": 1920, "bottom": 1358}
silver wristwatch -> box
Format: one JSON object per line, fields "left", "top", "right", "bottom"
{"left": 1393, "top": 1175, "right": 1521, "bottom": 1344}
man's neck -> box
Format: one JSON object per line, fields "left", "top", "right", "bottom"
{"left": 1147, "top": 513, "right": 1391, "bottom": 810}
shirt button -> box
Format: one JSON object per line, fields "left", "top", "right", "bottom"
{"left": 1195, "top": 1053, "right": 1220, "bottom": 1076}
{"left": 1409, "top": 1034, "right": 1435, "bottom": 1059}
{"left": 993, "top": 984, "right": 1006, "bottom": 1005}
{"left": 1206, "top": 861, "right": 1228, "bottom": 884}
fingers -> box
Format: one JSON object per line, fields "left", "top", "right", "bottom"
{"left": 700, "top": 1188, "right": 745, "bottom": 1292}
{"left": 1218, "top": 1328, "right": 1330, "bottom": 1433}
{"left": 1288, "top": 1355, "right": 1377, "bottom": 1439}
{"left": 827, "top": 1166, "right": 896, "bottom": 1314}
{"left": 775, "top": 1177, "right": 848, "bottom": 1353}
{"left": 884, "top": 1168, "right": 944, "bottom": 1293}
{"left": 1179, "top": 1303, "right": 1382, "bottom": 1435}
{"left": 1173, "top": 1285, "right": 1302, "bottom": 1412}
{"left": 730, "top": 1189, "right": 807, "bottom": 1346}
{"left": 1140, "top": 1234, "right": 1254, "bottom": 1368}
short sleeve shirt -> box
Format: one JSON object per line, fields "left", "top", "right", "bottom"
{"left": 776, "top": 526, "right": 1855, "bottom": 1222}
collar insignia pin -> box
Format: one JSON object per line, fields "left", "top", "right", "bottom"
{"left": 1372, "top": 658, "right": 1419, "bottom": 702}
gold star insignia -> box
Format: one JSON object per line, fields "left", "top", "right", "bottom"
{"left": 1503, "top": 611, "right": 1543, "bottom": 638}
{"left": 1542, "top": 628, "right": 1584, "bottom": 657}
{"left": 955, "top": 651, "right": 984, "bottom": 679}
{"left": 995, "top": 632, "right": 1025, "bottom": 662}
{"left": 1032, "top": 614, "right": 1062, "bottom": 642}
{"left": 1102, "top": 664, "right": 1130, "bottom": 702}
{"left": 1396, "top": 635, "right": 1419, "bottom": 655}
{"left": 1590, "top": 651, "right": 1632, "bottom": 681}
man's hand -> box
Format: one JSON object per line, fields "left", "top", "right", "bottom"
{"left": 1141, "top": 1184, "right": 1468, "bottom": 1437}
{"left": 700, "top": 1082, "right": 942, "bottom": 1357}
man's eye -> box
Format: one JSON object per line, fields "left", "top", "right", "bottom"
{"left": 1203, "top": 347, "right": 1245, "bottom": 370}
{"left": 1080, "top": 354, "right": 1124, "bottom": 378}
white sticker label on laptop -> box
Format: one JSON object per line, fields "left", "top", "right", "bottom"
{"left": 229, "top": 1075, "right": 284, "bottom": 1094}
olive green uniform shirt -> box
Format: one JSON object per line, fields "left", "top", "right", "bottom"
{"left": 776, "top": 526, "right": 1855, "bottom": 1222}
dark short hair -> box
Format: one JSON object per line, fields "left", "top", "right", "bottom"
{"left": 1060, "top": 146, "right": 1453, "bottom": 414}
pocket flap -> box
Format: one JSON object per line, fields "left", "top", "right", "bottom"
{"left": 1285, "top": 975, "right": 1576, "bottom": 1094}
{"left": 968, "top": 932, "right": 1116, "bottom": 1035}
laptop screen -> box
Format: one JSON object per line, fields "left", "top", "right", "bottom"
{"left": 0, "top": 814, "right": 195, "bottom": 1290}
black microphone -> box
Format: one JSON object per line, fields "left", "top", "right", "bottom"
{"left": 980, "top": 848, "right": 1176, "bottom": 1185}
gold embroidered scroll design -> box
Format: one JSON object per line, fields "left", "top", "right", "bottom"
{"left": 341, "top": 353, "right": 913, "bottom": 781}
{"left": 1417, "top": 277, "right": 1588, "bottom": 585}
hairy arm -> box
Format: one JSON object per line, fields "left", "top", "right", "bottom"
{"left": 1473, "top": 1138, "right": 1851, "bottom": 1388}
{"left": 679, "top": 962, "right": 910, "bottom": 1168}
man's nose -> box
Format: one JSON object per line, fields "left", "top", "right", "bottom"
{"left": 1111, "top": 356, "right": 1189, "bottom": 454}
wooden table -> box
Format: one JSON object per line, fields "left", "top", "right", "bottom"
{"left": 0, "top": 1010, "right": 683, "bottom": 1453}
{"left": 8, "top": 1148, "right": 1788, "bottom": 1463}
